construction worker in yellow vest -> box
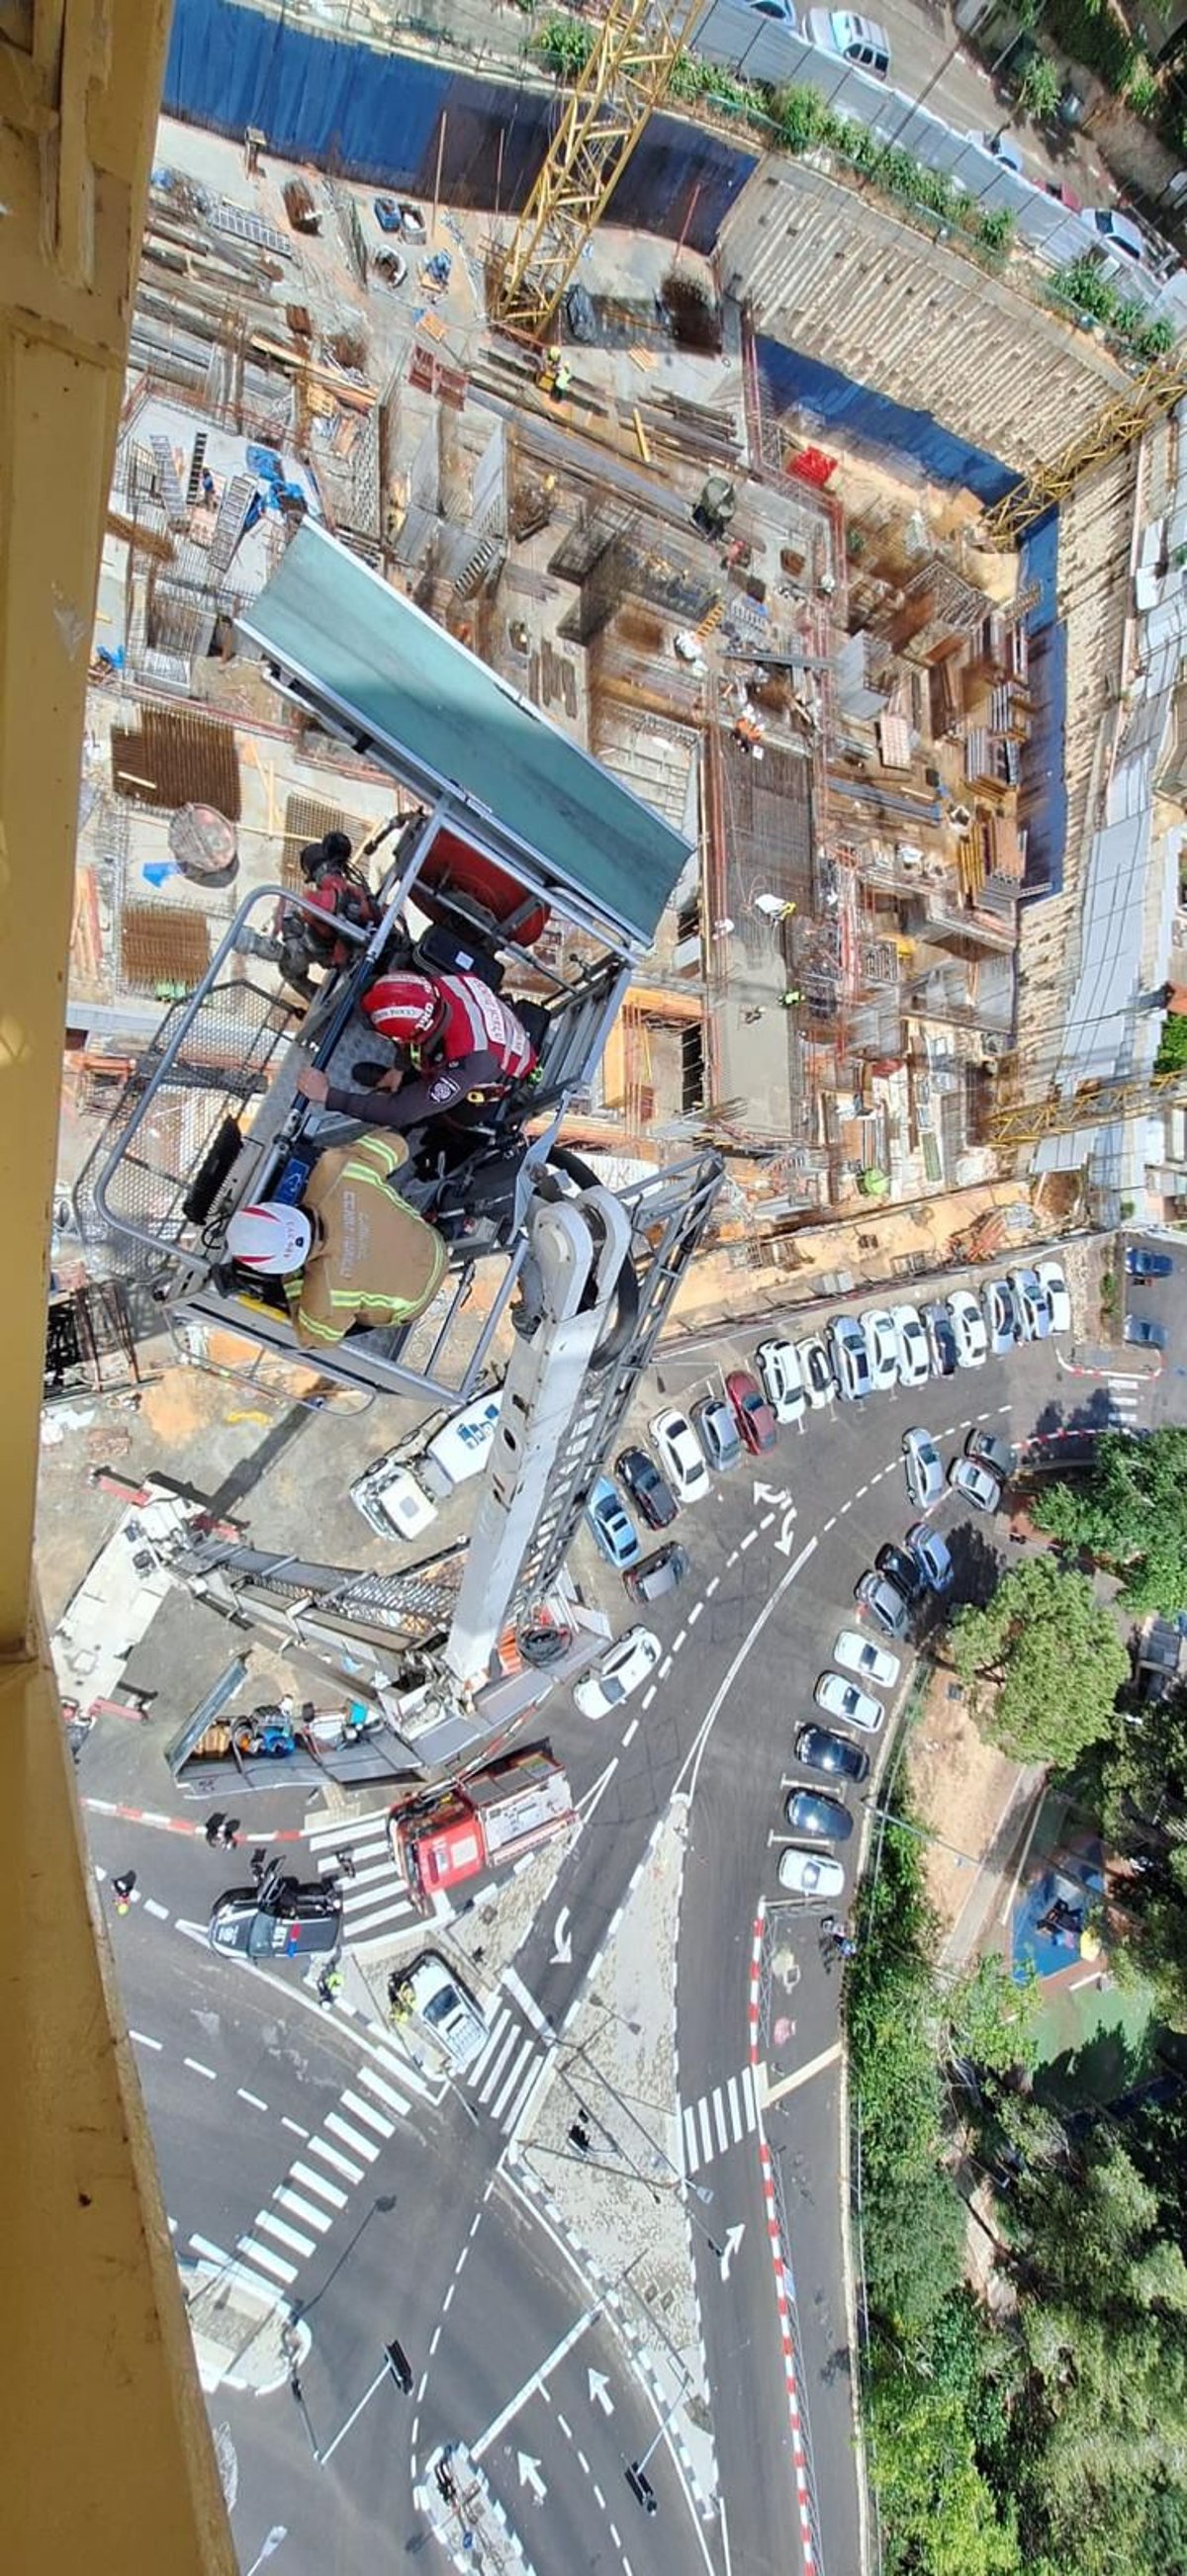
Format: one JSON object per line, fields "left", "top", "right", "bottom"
{"left": 225, "top": 1131, "right": 446, "bottom": 1350}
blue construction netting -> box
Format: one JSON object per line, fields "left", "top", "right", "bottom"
{"left": 755, "top": 336, "right": 1016, "bottom": 508}
{"left": 1018, "top": 510, "right": 1066, "bottom": 901}
{"left": 162, "top": 0, "right": 753, "bottom": 248}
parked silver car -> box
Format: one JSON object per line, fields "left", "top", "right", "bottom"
{"left": 902, "top": 1427, "right": 944, "bottom": 1511}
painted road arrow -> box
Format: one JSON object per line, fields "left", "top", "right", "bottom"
{"left": 773, "top": 1503, "right": 799, "bottom": 1557}
{"left": 753, "top": 1480, "right": 792, "bottom": 1507}
{"left": 551, "top": 1906, "right": 573, "bottom": 1967}
{"left": 718, "top": 2222, "right": 746, "bottom": 2283}
{"left": 517, "top": 2452, "right": 547, "bottom": 2502}
{"left": 588, "top": 2368, "right": 613, "bottom": 2416}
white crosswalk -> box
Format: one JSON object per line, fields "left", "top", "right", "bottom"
{"left": 464, "top": 1993, "right": 548, "bottom": 2136}
{"left": 680, "top": 2067, "right": 758, "bottom": 2177}
{"left": 186, "top": 2031, "right": 435, "bottom": 2305}
{"left": 1105, "top": 1374, "right": 1141, "bottom": 1424}
{"left": 305, "top": 1810, "right": 424, "bottom": 1950}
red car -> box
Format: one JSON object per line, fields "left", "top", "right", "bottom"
{"left": 725, "top": 1369, "right": 776, "bottom": 1455}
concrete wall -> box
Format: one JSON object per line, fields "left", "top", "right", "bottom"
{"left": 719, "top": 157, "right": 1129, "bottom": 475}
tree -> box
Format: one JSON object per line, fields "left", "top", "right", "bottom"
{"left": 946, "top": 1955, "right": 1040, "bottom": 2078}
{"left": 1036, "top": 1428, "right": 1187, "bottom": 1612}
{"left": 951, "top": 1558, "right": 1128, "bottom": 1765}
{"left": 1017, "top": 55, "right": 1061, "bottom": 122}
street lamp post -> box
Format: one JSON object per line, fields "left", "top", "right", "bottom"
{"left": 865, "top": 1797, "right": 979, "bottom": 1870}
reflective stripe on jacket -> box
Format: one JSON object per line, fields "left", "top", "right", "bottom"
{"left": 287, "top": 1130, "right": 446, "bottom": 1349}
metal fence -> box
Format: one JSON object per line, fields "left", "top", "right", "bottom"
{"left": 696, "top": 0, "right": 1187, "bottom": 333}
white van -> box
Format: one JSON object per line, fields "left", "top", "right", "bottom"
{"left": 419, "top": 1386, "right": 504, "bottom": 1500}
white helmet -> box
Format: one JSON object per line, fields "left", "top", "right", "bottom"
{"left": 226, "top": 1200, "right": 313, "bottom": 1275}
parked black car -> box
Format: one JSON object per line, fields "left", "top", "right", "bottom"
{"left": 875, "top": 1540, "right": 926, "bottom": 1602}
{"left": 922, "top": 1301, "right": 959, "bottom": 1377}
{"left": 794, "top": 1725, "right": 869, "bottom": 1784}
{"left": 616, "top": 1444, "right": 679, "bottom": 1530}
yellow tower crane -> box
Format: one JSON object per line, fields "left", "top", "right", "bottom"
{"left": 494, "top": 0, "right": 706, "bottom": 339}
{"left": 984, "top": 347, "right": 1187, "bottom": 549}
{"left": 985, "top": 1065, "right": 1187, "bottom": 1152}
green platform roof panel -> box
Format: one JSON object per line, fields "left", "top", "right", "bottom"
{"left": 237, "top": 523, "right": 692, "bottom": 951}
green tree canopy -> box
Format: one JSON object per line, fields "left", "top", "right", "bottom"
{"left": 946, "top": 1954, "right": 1040, "bottom": 2079}
{"left": 951, "top": 1557, "right": 1128, "bottom": 1764}
{"left": 1035, "top": 1427, "right": 1187, "bottom": 1612}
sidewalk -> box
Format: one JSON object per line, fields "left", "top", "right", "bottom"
{"left": 511, "top": 1794, "right": 718, "bottom": 2516}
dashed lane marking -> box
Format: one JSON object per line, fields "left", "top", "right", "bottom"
{"left": 184, "top": 2057, "right": 217, "bottom": 2082}
{"left": 622, "top": 1717, "right": 640, "bottom": 1746}
{"left": 673, "top": 1628, "right": 687, "bottom": 1653}
{"left": 131, "top": 2030, "right": 162, "bottom": 2051}
{"left": 688, "top": 1600, "right": 703, "bottom": 1627}
{"left": 741, "top": 1528, "right": 757, "bottom": 1551}
{"left": 237, "top": 2087, "right": 268, "bottom": 2112}
{"left": 281, "top": 2115, "right": 309, "bottom": 2141}
{"left": 706, "top": 1574, "right": 720, "bottom": 1597}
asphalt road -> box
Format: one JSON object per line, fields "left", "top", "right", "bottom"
{"left": 82, "top": 1255, "right": 1159, "bottom": 2576}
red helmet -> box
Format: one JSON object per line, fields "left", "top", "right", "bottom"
{"left": 361, "top": 973, "right": 441, "bottom": 1044}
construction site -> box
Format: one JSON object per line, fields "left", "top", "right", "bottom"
{"left": 58, "top": 88, "right": 1070, "bottom": 1312}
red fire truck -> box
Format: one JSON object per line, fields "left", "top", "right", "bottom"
{"left": 389, "top": 1744, "right": 575, "bottom": 1909}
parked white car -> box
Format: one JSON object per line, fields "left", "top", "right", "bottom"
{"left": 1008, "top": 1267, "right": 1051, "bottom": 1342}
{"left": 796, "top": 1334, "right": 836, "bottom": 1408}
{"left": 815, "top": 1669, "right": 884, "bottom": 1733}
{"left": 650, "top": 1407, "right": 710, "bottom": 1504}
{"left": 574, "top": 1629, "right": 662, "bottom": 1720}
{"left": 892, "top": 1303, "right": 932, "bottom": 1389}
{"left": 834, "top": 1629, "right": 900, "bottom": 1691}
{"left": 757, "top": 1336, "right": 806, "bottom": 1426}
{"left": 831, "top": 1314, "right": 873, "bottom": 1401}
{"left": 862, "top": 1307, "right": 899, "bottom": 1392}
{"left": 803, "top": 8, "right": 890, "bottom": 76}
{"left": 947, "top": 1288, "right": 987, "bottom": 1368}
{"left": 1036, "top": 1257, "right": 1072, "bottom": 1335}
{"left": 777, "top": 1847, "right": 845, "bottom": 1899}
{"left": 404, "top": 1953, "right": 488, "bottom": 2070}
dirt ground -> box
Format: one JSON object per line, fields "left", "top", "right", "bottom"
{"left": 906, "top": 1658, "right": 1027, "bottom": 1952}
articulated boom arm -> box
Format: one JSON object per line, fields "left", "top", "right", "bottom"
{"left": 443, "top": 1183, "right": 634, "bottom": 1689}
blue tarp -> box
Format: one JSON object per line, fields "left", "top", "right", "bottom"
{"left": 755, "top": 336, "right": 1016, "bottom": 508}
{"left": 162, "top": 0, "right": 753, "bottom": 249}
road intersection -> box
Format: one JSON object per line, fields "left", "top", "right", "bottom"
{"left": 80, "top": 1267, "right": 1152, "bottom": 2576}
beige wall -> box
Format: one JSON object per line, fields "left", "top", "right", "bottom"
{"left": 719, "top": 158, "right": 1127, "bottom": 477}
{"left": 0, "top": 5, "right": 235, "bottom": 2569}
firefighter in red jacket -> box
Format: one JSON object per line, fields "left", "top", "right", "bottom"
{"left": 295, "top": 967, "right": 538, "bottom": 1132}
{"left": 238, "top": 832, "right": 380, "bottom": 1000}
